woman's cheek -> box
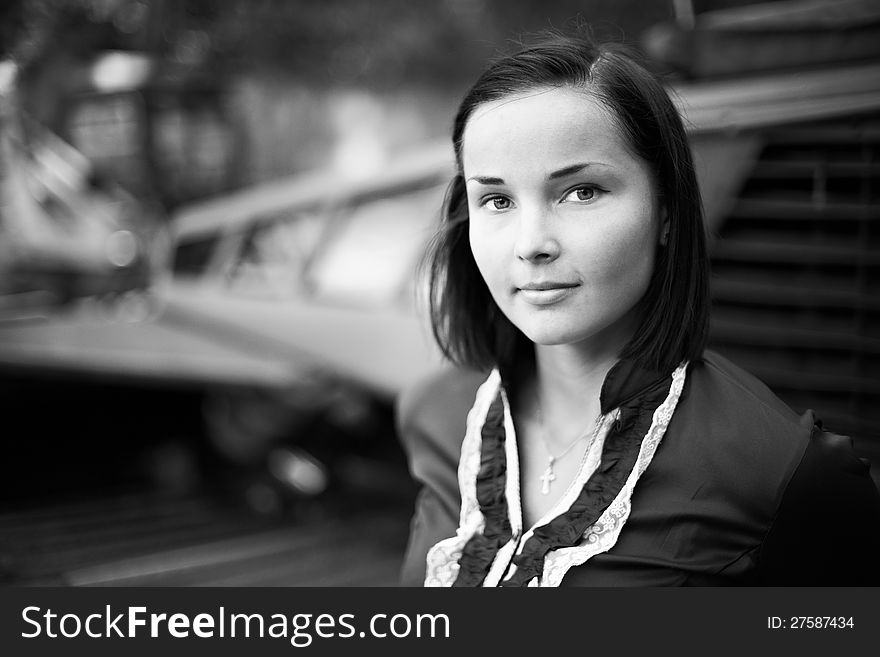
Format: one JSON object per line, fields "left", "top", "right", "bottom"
{"left": 469, "top": 221, "right": 500, "bottom": 272}
{"left": 472, "top": 248, "right": 505, "bottom": 294}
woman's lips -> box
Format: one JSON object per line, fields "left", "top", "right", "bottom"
{"left": 517, "top": 282, "right": 578, "bottom": 305}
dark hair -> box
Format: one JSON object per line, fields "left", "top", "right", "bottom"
{"left": 425, "top": 32, "right": 709, "bottom": 374}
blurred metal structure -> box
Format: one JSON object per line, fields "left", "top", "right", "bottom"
{"left": 664, "top": 0, "right": 880, "bottom": 479}
{"left": 0, "top": 59, "right": 166, "bottom": 309}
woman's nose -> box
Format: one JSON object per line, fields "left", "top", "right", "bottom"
{"left": 514, "top": 209, "right": 560, "bottom": 263}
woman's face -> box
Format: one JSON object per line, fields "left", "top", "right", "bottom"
{"left": 463, "top": 86, "right": 664, "bottom": 351}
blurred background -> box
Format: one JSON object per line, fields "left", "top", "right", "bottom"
{"left": 0, "top": 0, "right": 878, "bottom": 586}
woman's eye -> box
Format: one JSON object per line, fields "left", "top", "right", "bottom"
{"left": 483, "top": 195, "right": 512, "bottom": 211}
{"left": 563, "top": 186, "right": 597, "bottom": 203}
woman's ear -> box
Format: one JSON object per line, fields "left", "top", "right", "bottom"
{"left": 659, "top": 208, "right": 670, "bottom": 247}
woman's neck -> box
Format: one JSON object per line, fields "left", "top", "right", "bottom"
{"left": 533, "top": 345, "right": 618, "bottom": 415}
{"left": 526, "top": 304, "right": 641, "bottom": 425}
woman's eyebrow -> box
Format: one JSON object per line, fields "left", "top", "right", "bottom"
{"left": 547, "top": 162, "right": 608, "bottom": 180}
{"left": 466, "top": 175, "right": 505, "bottom": 185}
{"left": 467, "top": 162, "right": 612, "bottom": 185}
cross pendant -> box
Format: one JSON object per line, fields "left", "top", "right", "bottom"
{"left": 539, "top": 458, "right": 556, "bottom": 495}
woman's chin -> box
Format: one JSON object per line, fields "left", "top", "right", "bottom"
{"left": 519, "top": 326, "right": 581, "bottom": 347}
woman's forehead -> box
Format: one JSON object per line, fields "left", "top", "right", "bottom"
{"left": 461, "top": 87, "right": 634, "bottom": 177}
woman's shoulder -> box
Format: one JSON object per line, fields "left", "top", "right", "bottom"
{"left": 645, "top": 351, "right": 880, "bottom": 584}
{"left": 661, "top": 350, "right": 818, "bottom": 496}
{"left": 683, "top": 350, "right": 821, "bottom": 457}
{"left": 674, "top": 350, "right": 879, "bottom": 509}
{"left": 690, "top": 350, "right": 806, "bottom": 428}
{"left": 395, "top": 365, "right": 490, "bottom": 482}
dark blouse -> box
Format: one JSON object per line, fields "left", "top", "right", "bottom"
{"left": 396, "top": 351, "right": 880, "bottom": 586}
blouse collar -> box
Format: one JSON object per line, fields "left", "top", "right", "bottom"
{"left": 599, "top": 357, "right": 670, "bottom": 414}
{"left": 499, "top": 355, "right": 671, "bottom": 415}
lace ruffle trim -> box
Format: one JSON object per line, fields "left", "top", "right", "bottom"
{"left": 424, "top": 371, "right": 499, "bottom": 587}
{"left": 538, "top": 363, "right": 687, "bottom": 586}
{"left": 425, "top": 363, "right": 687, "bottom": 587}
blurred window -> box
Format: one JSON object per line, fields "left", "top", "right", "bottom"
{"left": 305, "top": 184, "right": 445, "bottom": 309}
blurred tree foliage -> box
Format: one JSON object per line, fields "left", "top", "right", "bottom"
{"left": 0, "top": 0, "right": 772, "bottom": 205}
{"left": 2, "top": 0, "right": 770, "bottom": 89}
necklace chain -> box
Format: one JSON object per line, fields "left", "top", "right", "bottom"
{"left": 535, "top": 401, "right": 603, "bottom": 495}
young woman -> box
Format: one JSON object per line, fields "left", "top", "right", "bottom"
{"left": 397, "top": 33, "right": 880, "bottom": 587}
